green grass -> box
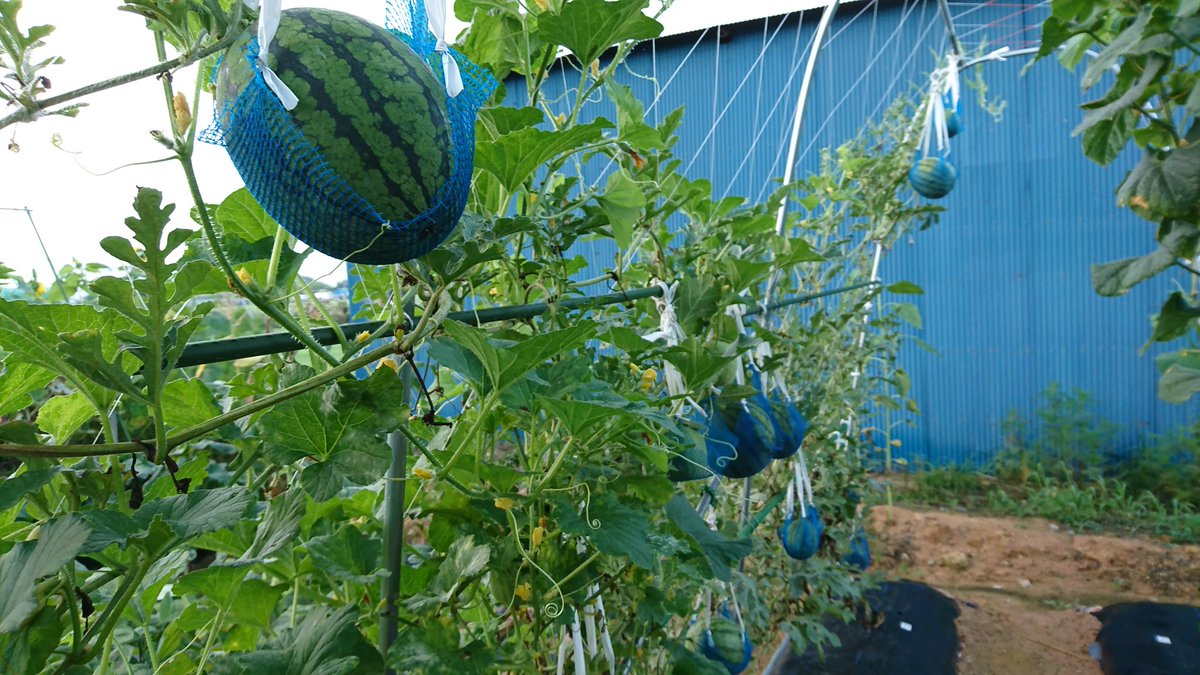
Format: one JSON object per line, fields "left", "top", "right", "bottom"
{"left": 895, "top": 465, "right": 1200, "bottom": 545}
{"left": 888, "top": 384, "right": 1200, "bottom": 545}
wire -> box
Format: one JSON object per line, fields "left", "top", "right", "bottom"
{"left": 0, "top": 206, "right": 68, "bottom": 298}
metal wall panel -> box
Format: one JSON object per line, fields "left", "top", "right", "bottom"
{"left": 430, "top": 0, "right": 1199, "bottom": 464}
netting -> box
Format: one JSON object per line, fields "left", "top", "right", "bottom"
{"left": 201, "top": 1, "right": 496, "bottom": 264}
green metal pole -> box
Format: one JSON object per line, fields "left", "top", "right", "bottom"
{"left": 176, "top": 285, "right": 666, "bottom": 368}
{"left": 175, "top": 281, "right": 879, "bottom": 369}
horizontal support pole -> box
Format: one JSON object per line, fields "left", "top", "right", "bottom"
{"left": 176, "top": 280, "right": 881, "bottom": 368}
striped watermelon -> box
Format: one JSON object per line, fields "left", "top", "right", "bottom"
{"left": 701, "top": 617, "right": 753, "bottom": 674}
{"left": 909, "top": 156, "right": 957, "bottom": 199}
{"left": 216, "top": 8, "right": 452, "bottom": 239}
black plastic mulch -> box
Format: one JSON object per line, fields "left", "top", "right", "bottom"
{"left": 772, "top": 580, "right": 960, "bottom": 674}
{"left": 1094, "top": 602, "right": 1200, "bottom": 675}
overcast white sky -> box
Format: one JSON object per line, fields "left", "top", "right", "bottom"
{"left": 0, "top": 1, "right": 836, "bottom": 284}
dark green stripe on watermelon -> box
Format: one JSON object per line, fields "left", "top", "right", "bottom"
{"left": 220, "top": 8, "right": 452, "bottom": 222}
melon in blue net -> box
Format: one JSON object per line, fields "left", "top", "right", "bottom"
{"left": 768, "top": 393, "right": 808, "bottom": 460}
{"left": 213, "top": 8, "right": 458, "bottom": 262}
{"left": 778, "top": 506, "right": 823, "bottom": 561}
{"left": 668, "top": 419, "right": 712, "bottom": 482}
{"left": 843, "top": 526, "right": 872, "bottom": 570}
{"left": 703, "top": 396, "right": 772, "bottom": 479}
{"left": 701, "top": 616, "right": 753, "bottom": 674}
{"left": 909, "top": 156, "right": 957, "bottom": 199}
{"left": 944, "top": 94, "right": 962, "bottom": 138}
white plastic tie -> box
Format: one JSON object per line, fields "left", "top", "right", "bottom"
{"left": 244, "top": 0, "right": 299, "bottom": 110}
{"left": 645, "top": 280, "right": 695, "bottom": 410}
{"left": 425, "top": 0, "right": 464, "bottom": 97}
{"left": 724, "top": 304, "right": 750, "bottom": 387}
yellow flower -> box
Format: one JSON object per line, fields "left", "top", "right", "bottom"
{"left": 355, "top": 331, "right": 372, "bottom": 343}
{"left": 234, "top": 267, "right": 253, "bottom": 286}
{"left": 590, "top": 60, "right": 600, "bottom": 78}
{"left": 413, "top": 468, "right": 433, "bottom": 480}
{"left": 640, "top": 368, "right": 657, "bottom": 393}
{"left": 515, "top": 583, "right": 532, "bottom": 602}
{"left": 629, "top": 363, "right": 642, "bottom": 375}
{"left": 495, "top": 497, "right": 515, "bottom": 511}
{"left": 32, "top": 282, "right": 45, "bottom": 296}
{"left": 488, "top": 287, "right": 499, "bottom": 297}
{"left": 380, "top": 357, "right": 401, "bottom": 373}
{"left": 531, "top": 526, "right": 544, "bottom": 548}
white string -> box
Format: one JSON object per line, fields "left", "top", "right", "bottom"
{"left": 724, "top": 302, "right": 750, "bottom": 389}
{"left": 242, "top": 0, "right": 299, "bottom": 110}
{"left": 571, "top": 608, "right": 587, "bottom": 674}
{"left": 556, "top": 626, "right": 569, "bottom": 675}
{"left": 595, "top": 594, "right": 616, "bottom": 670}
{"left": 643, "top": 279, "right": 695, "bottom": 411}
{"left": 424, "top": 0, "right": 464, "bottom": 96}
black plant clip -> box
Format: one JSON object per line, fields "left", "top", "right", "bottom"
{"left": 164, "top": 455, "right": 191, "bottom": 495}
{"left": 127, "top": 453, "right": 144, "bottom": 510}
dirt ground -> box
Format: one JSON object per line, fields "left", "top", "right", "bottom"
{"left": 867, "top": 505, "right": 1200, "bottom": 675}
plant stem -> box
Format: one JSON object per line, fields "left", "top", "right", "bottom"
{"left": 60, "top": 553, "right": 155, "bottom": 672}
{"left": 60, "top": 567, "right": 83, "bottom": 658}
{"left": 177, "top": 152, "right": 339, "bottom": 367}
{"left": 265, "top": 225, "right": 288, "bottom": 289}
{"left": 0, "top": 32, "right": 239, "bottom": 131}
{"left": 0, "top": 340, "right": 401, "bottom": 459}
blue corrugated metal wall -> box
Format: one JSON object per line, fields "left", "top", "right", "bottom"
{"left": 498, "top": 0, "right": 1200, "bottom": 464}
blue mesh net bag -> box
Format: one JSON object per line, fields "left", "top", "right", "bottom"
{"left": 201, "top": 0, "right": 496, "bottom": 264}
{"left": 778, "top": 507, "right": 823, "bottom": 561}
{"left": 702, "top": 395, "right": 772, "bottom": 479}
{"left": 768, "top": 391, "right": 809, "bottom": 460}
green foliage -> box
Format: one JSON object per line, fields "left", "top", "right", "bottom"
{"left": 0, "top": 0, "right": 75, "bottom": 128}
{"left": 902, "top": 384, "right": 1200, "bottom": 544}
{"left": 0, "top": 0, "right": 958, "bottom": 671}
{"left": 1039, "top": 0, "right": 1200, "bottom": 401}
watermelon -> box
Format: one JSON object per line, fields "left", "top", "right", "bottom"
{"left": 768, "top": 393, "right": 808, "bottom": 460}
{"left": 668, "top": 419, "right": 713, "bottom": 482}
{"left": 701, "top": 617, "right": 753, "bottom": 674}
{"left": 909, "top": 156, "right": 957, "bottom": 199}
{"left": 944, "top": 94, "right": 962, "bottom": 138}
{"left": 214, "top": 8, "right": 454, "bottom": 261}
{"left": 778, "top": 507, "right": 823, "bottom": 560}
{"left": 703, "top": 396, "right": 772, "bottom": 479}
{"left": 843, "top": 526, "right": 872, "bottom": 570}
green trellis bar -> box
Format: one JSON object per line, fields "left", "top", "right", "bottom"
{"left": 176, "top": 280, "right": 880, "bottom": 368}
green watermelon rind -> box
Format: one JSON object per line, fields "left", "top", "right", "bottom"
{"left": 704, "top": 617, "right": 750, "bottom": 668}
{"left": 216, "top": 8, "right": 453, "bottom": 223}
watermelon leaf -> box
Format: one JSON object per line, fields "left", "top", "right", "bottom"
{"left": 215, "top": 187, "right": 280, "bottom": 244}
{"left": 1159, "top": 363, "right": 1200, "bottom": 403}
{"left": 0, "top": 299, "right": 131, "bottom": 415}
{"left": 34, "top": 392, "right": 95, "bottom": 445}
{"left": 0, "top": 515, "right": 91, "bottom": 633}
{"left": 554, "top": 493, "right": 657, "bottom": 568}
{"left": 539, "top": 0, "right": 663, "bottom": 67}
{"left": 474, "top": 118, "right": 614, "bottom": 193}
{"left": 1151, "top": 292, "right": 1200, "bottom": 343}
{"left": 0, "top": 362, "right": 52, "bottom": 417}
{"left": 306, "top": 526, "right": 384, "bottom": 584}
{"left": 665, "top": 495, "right": 751, "bottom": 581}
{"left": 1081, "top": 108, "right": 1135, "bottom": 166}
{"left": 597, "top": 171, "right": 645, "bottom": 249}
{"left": 215, "top": 605, "right": 382, "bottom": 675}
{"left": 259, "top": 366, "right": 408, "bottom": 500}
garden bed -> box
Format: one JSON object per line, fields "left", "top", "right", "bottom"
{"left": 868, "top": 505, "right": 1200, "bottom": 674}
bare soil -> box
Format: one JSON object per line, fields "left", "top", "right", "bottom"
{"left": 867, "top": 505, "right": 1200, "bottom": 675}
